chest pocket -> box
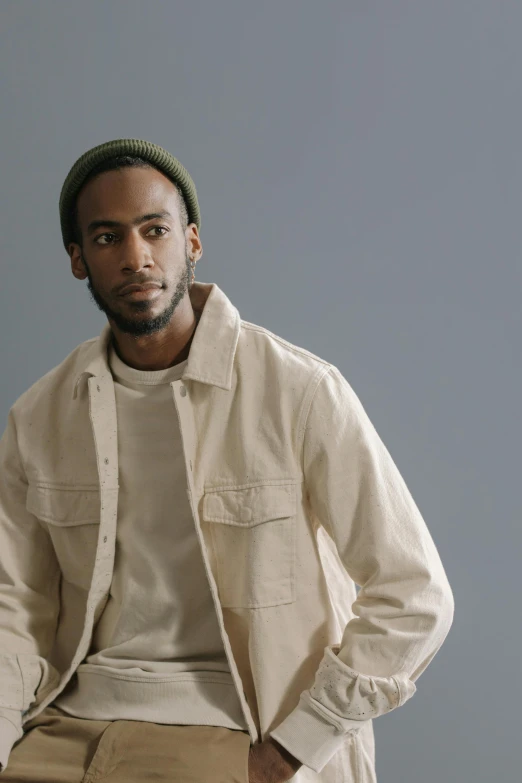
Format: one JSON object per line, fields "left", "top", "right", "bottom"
{"left": 26, "top": 485, "right": 101, "bottom": 591}
{"left": 201, "top": 483, "right": 297, "bottom": 609}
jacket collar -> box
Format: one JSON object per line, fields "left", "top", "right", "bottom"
{"left": 72, "top": 281, "right": 241, "bottom": 399}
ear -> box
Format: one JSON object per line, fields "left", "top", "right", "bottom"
{"left": 69, "top": 243, "right": 87, "bottom": 281}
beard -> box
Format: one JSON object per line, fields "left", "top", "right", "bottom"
{"left": 81, "top": 249, "right": 193, "bottom": 338}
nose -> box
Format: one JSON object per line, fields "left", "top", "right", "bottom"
{"left": 119, "top": 230, "right": 154, "bottom": 271}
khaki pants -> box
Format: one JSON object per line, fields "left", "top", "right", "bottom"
{"left": 2, "top": 704, "right": 252, "bottom": 782}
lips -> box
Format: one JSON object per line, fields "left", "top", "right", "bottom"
{"left": 120, "top": 283, "right": 162, "bottom": 296}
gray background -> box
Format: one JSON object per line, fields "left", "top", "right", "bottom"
{"left": 1, "top": 2, "right": 519, "bottom": 781}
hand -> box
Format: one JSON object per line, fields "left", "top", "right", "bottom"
{"left": 248, "top": 737, "right": 303, "bottom": 783}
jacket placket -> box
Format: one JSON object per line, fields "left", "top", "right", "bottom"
{"left": 169, "top": 376, "right": 259, "bottom": 744}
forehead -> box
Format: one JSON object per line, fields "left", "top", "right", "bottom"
{"left": 76, "top": 166, "right": 179, "bottom": 219}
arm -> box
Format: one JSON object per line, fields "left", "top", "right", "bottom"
{"left": 269, "top": 365, "right": 455, "bottom": 773}
{"left": 0, "top": 407, "right": 62, "bottom": 771}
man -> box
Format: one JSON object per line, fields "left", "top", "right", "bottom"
{"left": 0, "top": 138, "right": 454, "bottom": 782}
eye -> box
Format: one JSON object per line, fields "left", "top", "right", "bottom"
{"left": 147, "top": 226, "right": 169, "bottom": 237}
{"left": 96, "top": 232, "right": 117, "bottom": 245}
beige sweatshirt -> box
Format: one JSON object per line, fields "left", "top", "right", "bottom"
{"left": 52, "top": 340, "right": 248, "bottom": 731}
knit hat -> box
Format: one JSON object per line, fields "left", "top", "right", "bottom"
{"left": 59, "top": 138, "right": 201, "bottom": 252}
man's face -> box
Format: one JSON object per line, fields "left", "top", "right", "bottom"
{"left": 69, "top": 165, "right": 200, "bottom": 337}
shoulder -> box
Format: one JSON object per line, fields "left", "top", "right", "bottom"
{"left": 9, "top": 334, "right": 99, "bottom": 417}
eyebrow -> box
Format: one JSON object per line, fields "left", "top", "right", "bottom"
{"left": 86, "top": 210, "right": 174, "bottom": 235}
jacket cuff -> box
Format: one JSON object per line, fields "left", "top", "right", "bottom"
{"left": 268, "top": 691, "right": 370, "bottom": 774}
{"left": 0, "top": 714, "right": 23, "bottom": 774}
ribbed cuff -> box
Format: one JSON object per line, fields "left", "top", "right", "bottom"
{"left": 268, "top": 691, "right": 370, "bottom": 774}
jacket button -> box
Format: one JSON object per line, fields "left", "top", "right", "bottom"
{"left": 180, "top": 385, "right": 187, "bottom": 397}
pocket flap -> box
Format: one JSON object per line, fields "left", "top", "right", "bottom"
{"left": 26, "top": 485, "right": 100, "bottom": 526}
{"left": 202, "top": 483, "right": 296, "bottom": 527}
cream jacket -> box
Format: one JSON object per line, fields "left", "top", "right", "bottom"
{"left": 0, "top": 281, "right": 454, "bottom": 782}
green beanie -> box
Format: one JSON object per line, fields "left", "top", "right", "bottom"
{"left": 59, "top": 138, "right": 201, "bottom": 252}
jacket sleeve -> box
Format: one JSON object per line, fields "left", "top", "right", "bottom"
{"left": 0, "top": 407, "right": 62, "bottom": 773}
{"left": 269, "top": 365, "right": 455, "bottom": 773}
{"left": 0, "top": 711, "right": 23, "bottom": 773}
